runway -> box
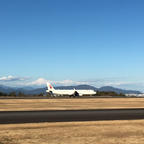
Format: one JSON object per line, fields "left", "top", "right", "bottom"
{"left": 0, "top": 109, "right": 144, "bottom": 124}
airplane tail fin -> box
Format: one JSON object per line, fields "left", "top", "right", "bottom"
{"left": 47, "top": 82, "right": 55, "bottom": 92}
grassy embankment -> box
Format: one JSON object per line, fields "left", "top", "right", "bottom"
{"left": 0, "top": 98, "right": 144, "bottom": 111}
{"left": 0, "top": 120, "right": 144, "bottom": 144}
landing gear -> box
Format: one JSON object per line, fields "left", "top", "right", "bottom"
{"left": 69, "top": 91, "right": 79, "bottom": 98}
{"left": 47, "top": 91, "right": 54, "bottom": 97}
{"left": 73, "top": 91, "right": 79, "bottom": 97}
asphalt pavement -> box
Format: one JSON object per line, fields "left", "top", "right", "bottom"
{"left": 0, "top": 109, "right": 144, "bottom": 124}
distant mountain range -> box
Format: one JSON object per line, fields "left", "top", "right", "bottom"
{"left": 0, "top": 84, "right": 141, "bottom": 95}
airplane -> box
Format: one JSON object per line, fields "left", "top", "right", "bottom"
{"left": 46, "top": 82, "right": 96, "bottom": 97}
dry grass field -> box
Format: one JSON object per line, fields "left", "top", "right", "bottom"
{"left": 1, "top": 98, "right": 144, "bottom": 144}
{"left": 0, "top": 98, "right": 144, "bottom": 111}
{"left": 0, "top": 120, "right": 144, "bottom": 144}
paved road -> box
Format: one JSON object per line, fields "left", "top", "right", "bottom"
{"left": 0, "top": 109, "right": 144, "bottom": 124}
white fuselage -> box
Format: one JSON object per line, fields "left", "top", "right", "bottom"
{"left": 46, "top": 89, "right": 96, "bottom": 96}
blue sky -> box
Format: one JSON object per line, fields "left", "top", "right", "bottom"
{"left": 0, "top": 0, "right": 144, "bottom": 91}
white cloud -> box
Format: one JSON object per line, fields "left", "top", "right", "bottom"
{"left": 103, "top": 81, "right": 133, "bottom": 86}
{"left": 52, "top": 80, "right": 87, "bottom": 86}
{"left": 0, "top": 75, "right": 28, "bottom": 81}
{"left": 27, "top": 79, "right": 89, "bottom": 86}
{"left": 0, "top": 76, "right": 89, "bottom": 87}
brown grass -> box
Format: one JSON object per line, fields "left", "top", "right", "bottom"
{"left": 0, "top": 120, "right": 144, "bottom": 144}
{"left": 0, "top": 98, "right": 144, "bottom": 111}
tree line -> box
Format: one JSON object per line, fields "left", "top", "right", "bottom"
{"left": 0, "top": 91, "right": 44, "bottom": 97}
{"left": 96, "top": 91, "right": 125, "bottom": 96}
{"left": 0, "top": 91, "right": 125, "bottom": 97}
